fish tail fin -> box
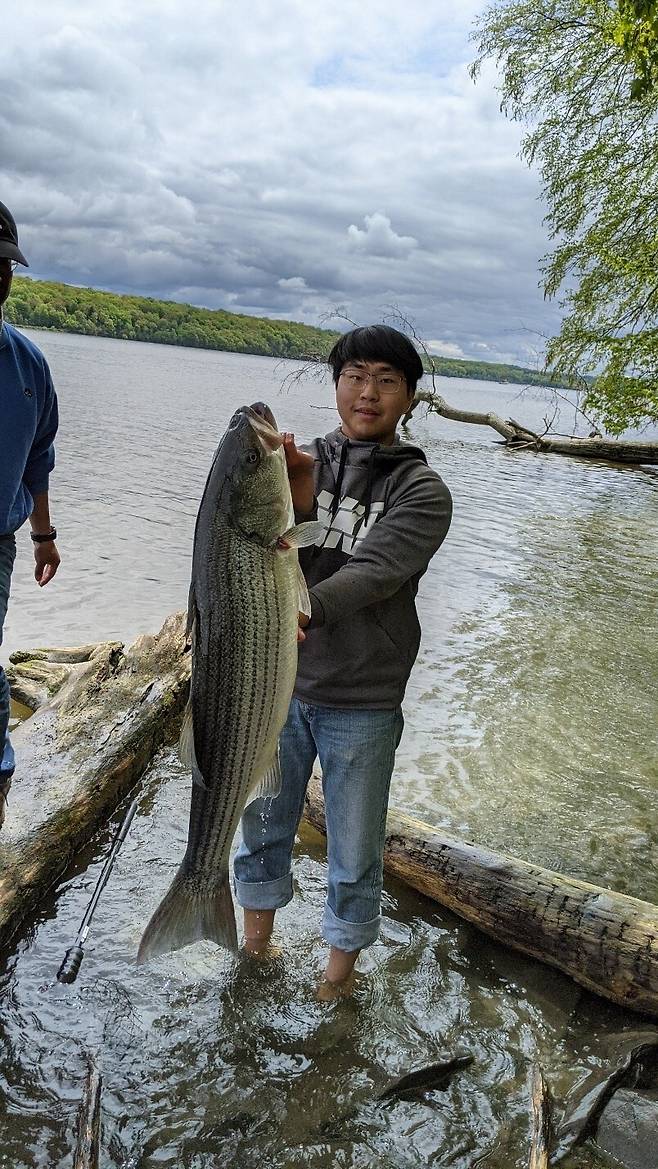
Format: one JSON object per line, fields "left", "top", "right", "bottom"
{"left": 136, "top": 870, "right": 238, "bottom": 963}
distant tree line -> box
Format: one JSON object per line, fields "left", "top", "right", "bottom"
{"left": 7, "top": 276, "right": 574, "bottom": 391}
{"left": 7, "top": 277, "right": 338, "bottom": 361}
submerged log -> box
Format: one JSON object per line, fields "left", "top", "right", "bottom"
{"left": 0, "top": 612, "right": 189, "bottom": 948}
{"left": 304, "top": 776, "right": 658, "bottom": 1018}
{"left": 528, "top": 1065, "right": 552, "bottom": 1169}
{"left": 553, "top": 1030, "right": 658, "bottom": 1161}
{"left": 73, "top": 1057, "right": 102, "bottom": 1169}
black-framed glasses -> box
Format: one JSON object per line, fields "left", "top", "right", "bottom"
{"left": 0, "top": 259, "right": 19, "bottom": 273}
{"left": 339, "top": 369, "right": 405, "bottom": 395}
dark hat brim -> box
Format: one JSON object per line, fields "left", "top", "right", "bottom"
{"left": 0, "top": 239, "right": 28, "bottom": 266}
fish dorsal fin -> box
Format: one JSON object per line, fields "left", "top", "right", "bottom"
{"left": 244, "top": 749, "right": 282, "bottom": 807}
{"left": 280, "top": 520, "right": 324, "bottom": 549}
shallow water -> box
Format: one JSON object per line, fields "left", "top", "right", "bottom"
{"left": 0, "top": 753, "right": 645, "bottom": 1169}
{"left": 1, "top": 330, "right": 657, "bottom": 1166}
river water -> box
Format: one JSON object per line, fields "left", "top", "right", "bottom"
{"left": 1, "top": 330, "right": 657, "bottom": 1167}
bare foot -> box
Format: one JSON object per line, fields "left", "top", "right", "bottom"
{"left": 316, "top": 970, "right": 356, "bottom": 1002}
{"left": 240, "top": 940, "right": 283, "bottom": 963}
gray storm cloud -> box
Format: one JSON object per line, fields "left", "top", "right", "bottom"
{"left": 1, "top": 0, "right": 562, "bottom": 365}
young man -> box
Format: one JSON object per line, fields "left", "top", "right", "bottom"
{"left": 234, "top": 324, "right": 452, "bottom": 996}
{"left": 0, "top": 200, "right": 60, "bottom": 828}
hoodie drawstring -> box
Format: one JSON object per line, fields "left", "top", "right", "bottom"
{"left": 363, "top": 443, "right": 380, "bottom": 526}
{"left": 330, "top": 440, "right": 350, "bottom": 521}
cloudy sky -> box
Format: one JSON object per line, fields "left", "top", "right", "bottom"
{"left": 1, "top": 0, "right": 562, "bottom": 365}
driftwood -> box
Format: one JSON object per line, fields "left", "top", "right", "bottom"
{"left": 73, "top": 1057, "right": 102, "bottom": 1169}
{"left": 405, "top": 390, "right": 658, "bottom": 464}
{"left": 528, "top": 1065, "right": 552, "bottom": 1169}
{"left": 304, "top": 776, "right": 658, "bottom": 1018}
{"left": 0, "top": 612, "right": 189, "bottom": 948}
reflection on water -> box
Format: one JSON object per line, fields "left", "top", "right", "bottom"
{"left": 402, "top": 476, "right": 658, "bottom": 903}
{"left": 1, "top": 331, "right": 657, "bottom": 1167}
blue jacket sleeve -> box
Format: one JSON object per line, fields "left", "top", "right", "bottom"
{"left": 23, "top": 364, "right": 58, "bottom": 496}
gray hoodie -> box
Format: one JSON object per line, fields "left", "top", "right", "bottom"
{"left": 294, "top": 427, "right": 452, "bottom": 709}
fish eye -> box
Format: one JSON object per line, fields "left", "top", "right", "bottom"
{"left": 245, "top": 449, "right": 260, "bottom": 465}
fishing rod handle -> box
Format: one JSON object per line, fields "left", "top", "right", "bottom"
{"left": 57, "top": 945, "right": 84, "bottom": 984}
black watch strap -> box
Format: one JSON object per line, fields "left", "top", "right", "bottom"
{"left": 30, "top": 527, "right": 57, "bottom": 544}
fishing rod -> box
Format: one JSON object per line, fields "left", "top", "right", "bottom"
{"left": 57, "top": 797, "right": 139, "bottom": 984}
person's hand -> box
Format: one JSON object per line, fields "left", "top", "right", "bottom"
{"left": 34, "top": 540, "right": 60, "bottom": 587}
{"left": 282, "top": 433, "right": 315, "bottom": 514}
{"left": 297, "top": 612, "right": 310, "bottom": 643}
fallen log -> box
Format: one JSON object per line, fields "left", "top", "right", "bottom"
{"left": 0, "top": 612, "right": 189, "bottom": 949}
{"left": 304, "top": 776, "right": 658, "bottom": 1018}
{"left": 405, "top": 390, "right": 658, "bottom": 464}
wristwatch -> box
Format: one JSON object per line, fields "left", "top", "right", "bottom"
{"left": 30, "top": 527, "right": 57, "bottom": 544}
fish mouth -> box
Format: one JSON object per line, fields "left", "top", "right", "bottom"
{"left": 241, "top": 402, "right": 283, "bottom": 453}
{"left": 248, "top": 401, "right": 278, "bottom": 428}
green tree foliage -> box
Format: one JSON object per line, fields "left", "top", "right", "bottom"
{"left": 601, "top": 0, "right": 658, "bottom": 97}
{"left": 6, "top": 276, "right": 574, "bottom": 391}
{"left": 472, "top": 0, "right": 658, "bottom": 433}
{"left": 7, "top": 278, "right": 339, "bottom": 363}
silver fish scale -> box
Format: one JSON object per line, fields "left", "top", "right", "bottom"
{"left": 182, "top": 514, "right": 299, "bottom": 883}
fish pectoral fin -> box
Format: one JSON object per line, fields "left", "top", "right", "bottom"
{"left": 280, "top": 520, "right": 325, "bottom": 549}
{"left": 178, "top": 701, "right": 209, "bottom": 790}
{"left": 296, "top": 560, "right": 311, "bottom": 618}
{"left": 245, "top": 750, "right": 282, "bottom": 806}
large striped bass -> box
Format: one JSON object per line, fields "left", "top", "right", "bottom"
{"left": 137, "top": 403, "right": 321, "bottom": 962}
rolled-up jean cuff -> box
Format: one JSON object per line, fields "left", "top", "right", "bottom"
{"left": 233, "top": 872, "right": 294, "bottom": 911}
{"left": 322, "top": 903, "right": 381, "bottom": 951}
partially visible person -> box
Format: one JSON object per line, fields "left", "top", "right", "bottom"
{"left": 0, "top": 199, "right": 60, "bottom": 828}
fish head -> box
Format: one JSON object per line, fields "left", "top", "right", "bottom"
{"left": 219, "top": 403, "right": 293, "bottom": 544}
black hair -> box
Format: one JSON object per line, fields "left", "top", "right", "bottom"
{"left": 327, "top": 325, "right": 424, "bottom": 394}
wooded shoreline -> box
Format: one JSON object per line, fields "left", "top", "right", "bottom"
{"left": 7, "top": 276, "right": 577, "bottom": 391}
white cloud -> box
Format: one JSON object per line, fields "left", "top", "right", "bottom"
{"left": 427, "top": 340, "right": 466, "bottom": 359}
{"left": 347, "top": 213, "right": 418, "bottom": 259}
{"left": 0, "top": 0, "right": 561, "bottom": 364}
{"left": 278, "top": 276, "right": 312, "bottom": 293}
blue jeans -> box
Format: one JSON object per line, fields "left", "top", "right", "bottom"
{"left": 0, "top": 534, "right": 17, "bottom": 781}
{"left": 234, "top": 698, "right": 404, "bottom": 951}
